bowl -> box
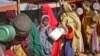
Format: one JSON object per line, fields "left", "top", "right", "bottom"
{"left": 0, "top": 25, "right": 16, "bottom": 42}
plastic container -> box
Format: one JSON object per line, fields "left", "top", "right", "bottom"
{"left": 49, "top": 28, "right": 62, "bottom": 41}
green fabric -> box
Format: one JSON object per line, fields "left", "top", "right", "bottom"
{"left": 29, "top": 23, "right": 43, "bottom": 56}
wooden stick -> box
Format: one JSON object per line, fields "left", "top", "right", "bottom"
{"left": 17, "top": 0, "right": 20, "bottom": 14}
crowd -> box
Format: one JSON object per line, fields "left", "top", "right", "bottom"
{"left": 0, "top": 0, "right": 100, "bottom": 56}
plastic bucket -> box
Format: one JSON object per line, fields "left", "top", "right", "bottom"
{"left": 49, "top": 28, "right": 62, "bottom": 41}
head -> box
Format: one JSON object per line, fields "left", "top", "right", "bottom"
{"left": 83, "top": 1, "right": 91, "bottom": 10}
{"left": 6, "top": 10, "right": 16, "bottom": 22}
{"left": 11, "top": 13, "right": 32, "bottom": 37}
{"left": 70, "top": 3, "right": 77, "bottom": 11}
{"left": 41, "top": 6, "right": 47, "bottom": 15}
{"left": 41, "top": 15, "right": 49, "bottom": 26}
{"left": 61, "top": 2, "right": 73, "bottom": 13}
{"left": 41, "top": 4, "right": 58, "bottom": 29}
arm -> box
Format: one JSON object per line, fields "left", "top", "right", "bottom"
{"left": 61, "top": 17, "right": 68, "bottom": 33}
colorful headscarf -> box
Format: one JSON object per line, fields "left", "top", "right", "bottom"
{"left": 6, "top": 10, "right": 16, "bottom": 22}
{"left": 42, "top": 4, "right": 58, "bottom": 30}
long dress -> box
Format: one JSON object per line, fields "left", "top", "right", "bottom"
{"left": 60, "top": 2, "right": 84, "bottom": 53}
{"left": 82, "top": 9, "right": 99, "bottom": 52}
{"left": 82, "top": 8, "right": 93, "bottom": 47}
{"left": 38, "top": 25, "right": 53, "bottom": 56}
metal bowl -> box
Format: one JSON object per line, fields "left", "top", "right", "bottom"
{"left": 0, "top": 25, "right": 16, "bottom": 42}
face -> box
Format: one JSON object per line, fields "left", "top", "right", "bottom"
{"left": 42, "top": 18, "right": 49, "bottom": 26}
{"left": 61, "top": 4, "right": 65, "bottom": 13}
{"left": 41, "top": 7, "right": 46, "bottom": 15}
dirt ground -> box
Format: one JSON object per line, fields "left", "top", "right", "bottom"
{"left": 77, "top": 53, "right": 100, "bottom": 56}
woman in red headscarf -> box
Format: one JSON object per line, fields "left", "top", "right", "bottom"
{"left": 41, "top": 4, "right": 61, "bottom": 56}
{"left": 41, "top": 4, "right": 58, "bottom": 29}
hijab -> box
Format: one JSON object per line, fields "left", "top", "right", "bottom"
{"left": 42, "top": 4, "right": 58, "bottom": 30}
{"left": 6, "top": 10, "right": 16, "bottom": 22}
{"left": 41, "top": 15, "right": 49, "bottom": 21}
{"left": 62, "top": 2, "right": 79, "bottom": 20}
{"left": 61, "top": 2, "right": 81, "bottom": 30}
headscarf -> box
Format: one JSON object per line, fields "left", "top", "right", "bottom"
{"left": 6, "top": 10, "right": 16, "bottom": 22}
{"left": 42, "top": 4, "right": 58, "bottom": 30}
{"left": 62, "top": 2, "right": 80, "bottom": 30}
{"left": 29, "top": 23, "right": 43, "bottom": 56}
{"left": 42, "top": 4, "right": 60, "bottom": 56}
{"left": 41, "top": 15, "right": 49, "bottom": 21}
{"left": 62, "top": 2, "right": 73, "bottom": 12}
{"left": 11, "top": 13, "right": 32, "bottom": 32}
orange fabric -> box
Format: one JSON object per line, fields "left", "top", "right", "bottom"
{"left": 66, "top": 27, "right": 74, "bottom": 40}
{"left": 0, "top": 5, "right": 17, "bottom": 12}
{"left": 42, "top": 4, "right": 58, "bottom": 30}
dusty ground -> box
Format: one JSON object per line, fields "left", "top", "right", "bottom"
{"left": 78, "top": 53, "right": 100, "bottom": 56}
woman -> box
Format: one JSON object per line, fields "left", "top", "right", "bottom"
{"left": 38, "top": 15, "right": 53, "bottom": 56}
{"left": 41, "top": 4, "right": 58, "bottom": 29}
{"left": 91, "top": 11, "right": 100, "bottom": 53}
{"left": 82, "top": 6, "right": 99, "bottom": 54}
{"left": 11, "top": 13, "right": 43, "bottom": 56}
{"left": 11, "top": 13, "right": 32, "bottom": 56}
{"left": 41, "top": 4, "right": 61, "bottom": 56}
{"left": 60, "top": 2, "right": 84, "bottom": 54}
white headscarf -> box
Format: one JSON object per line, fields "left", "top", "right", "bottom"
{"left": 41, "top": 15, "right": 49, "bottom": 21}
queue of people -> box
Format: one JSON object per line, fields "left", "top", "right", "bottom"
{"left": 0, "top": 0, "right": 100, "bottom": 56}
